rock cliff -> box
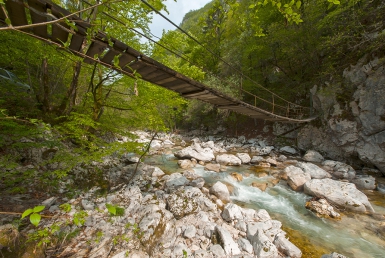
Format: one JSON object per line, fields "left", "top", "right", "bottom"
{"left": 297, "top": 56, "right": 385, "bottom": 175}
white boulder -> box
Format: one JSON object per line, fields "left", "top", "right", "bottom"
{"left": 209, "top": 181, "right": 230, "bottom": 202}
{"left": 322, "top": 160, "right": 356, "bottom": 180}
{"left": 303, "top": 150, "right": 324, "bottom": 163}
{"left": 236, "top": 153, "right": 251, "bottom": 163}
{"left": 304, "top": 178, "right": 374, "bottom": 213}
{"left": 280, "top": 146, "right": 297, "bottom": 155}
{"left": 296, "top": 162, "right": 331, "bottom": 179}
{"left": 222, "top": 203, "right": 244, "bottom": 222}
{"left": 216, "top": 154, "right": 242, "bottom": 166}
{"left": 174, "top": 143, "right": 215, "bottom": 162}
{"left": 215, "top": 226, "right": 241, "bottom": 255}
{"left": 273, "top": 233, "right": 302, "bottom": 258}
{"left": 285, "top": 165, "right": 311, "bottom": 191}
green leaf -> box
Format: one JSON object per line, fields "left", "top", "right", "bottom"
{"left": 277, "top": 3, "right": 281, "bottom": 8}
{"left": 5, "top": 18, "right": 11, "bottom": 26}
{"left": 30, "top": 213, "right": 41, "bottom": 226}
{"left": 248, "top": 4, "right": 255, "bottom": 8}
{"left": 33, "top": 205, "right": 45, "bottom": 213}
{"left": 0, "top": 0, "right": 5, "bottom": 4}
{"left": 113, "top": 55, "right": 120, "bottom": 68}
{"left": 21, "top": 209, "right": 33, "bottom": 219}
{"left": 296, "top": 1, "right": 301, "bottom": 9}
{"left": 106, "top": 203, "right": 116, "bottom": 215}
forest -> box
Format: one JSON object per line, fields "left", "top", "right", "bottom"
{"left": 0, "top": 0, "right": 384, "bottom": 196}
{"left": 0, "top": 0, "right": 385, "bottom": 256}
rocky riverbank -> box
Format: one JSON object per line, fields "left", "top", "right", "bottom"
{"left": 1, "top": 131, "right": 384, "bottom": 257}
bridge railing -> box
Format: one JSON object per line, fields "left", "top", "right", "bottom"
{"left": 240, "top": 88, "right": 315, "bottom": 120}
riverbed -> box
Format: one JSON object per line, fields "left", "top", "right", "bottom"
{"left": 145, "top": 152, "right": 385, "bottom": 258}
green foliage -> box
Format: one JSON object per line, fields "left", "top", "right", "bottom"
{"left": 21, "top": 205, "right": 45, "bottom": 227}
{"left": 106, "top": 203, "right": 125, "bottom": 216}
{"left": 27, "top": 223, "right": 60, "bottom": 247}
{"left": 94, "top": 230, "right": 104, "bottom": 243}
{"left": 112, "top": 234, "right": 130, "bottom": 246}
{"left": 59, "top": 203, "right": 72, "bottom": 213}
{"left": 55, "top": 112, "right": 100, "bottom": 150}
{"left": 73, "top": 210, "right": 88, "bottom": 226}
{"left": 125, "top": 222, "right": 144, "bottom": 239}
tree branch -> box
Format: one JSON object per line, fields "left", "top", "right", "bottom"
{"left": 0, "top": 0, "right": 123, "bottom": 31}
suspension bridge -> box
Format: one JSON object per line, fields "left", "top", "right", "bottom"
{"left": 0, "top": 0, "right": 318, "bottom": 123}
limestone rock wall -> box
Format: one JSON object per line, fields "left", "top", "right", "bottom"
{"left": 296, "top": 56, "right": 385, "bottom": 174}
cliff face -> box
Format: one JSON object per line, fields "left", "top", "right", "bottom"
{"left": 297, "top": 56, "right": 385, "bottom": 174}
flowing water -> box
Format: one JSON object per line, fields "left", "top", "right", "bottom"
{"left": 145, "top": 153, "right": 385, "bottom": 258}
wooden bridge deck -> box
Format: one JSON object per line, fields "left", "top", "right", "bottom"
{"left": 0, "top": 0, "right": 317, "bottom": 123}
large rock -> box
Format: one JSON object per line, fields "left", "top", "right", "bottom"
{"left": 303, "top": 150, "right": 324, "bottom": 163}
{"left": 254, "top": 146, "right": 274, "bottom": 155}
{"left": 174, "top": 143, "right": 215, "bottom": 162}
{"left": 284, "top": 165, "right": 311, "bottom": 191}
{"left": 305, "top": 198, "right": 340, "bottom": 219}
{"left": 215, "top": 226, "right": 241, "bottom": 255}
{"left": 165, "top": 173, "right": 189, "bottom": 188}
{"left": 250, "top": 156, "right": 265, "bottom": 164}
{"left": 166, "top": 188, "right": 199, "bottom": 219}
{"left": 237, "top": 238, "right": 253, "bottom": 254}
{"left": 298, "top": 58, "right": 385, "bottom": 176}
{"left": 322, "top": 160, "right": 356, "bottom": 180}
{"left": 221, "top": 203, "right": 244, "bottom": 222}
{"left": 351, "top": 175, "right": 376, "bottom": 190}
{"left": 204, "top": 163, "right": 221, "bottom": 172}
{"left": 216, "top": 154, "right": 242, "bottom": 166}
{"left": 250, "top": 229, "right": 279, "bottom": 258}
{"left": 280, "top": 146, "right": 297, "bottom": 155}
{"left": 236, "top": 153, "right": 251, "bottom": 163}
{"left": 296, "top": 162, "right": 331, "bottom": 179}
{"left": 138, "top": 204, "right": 176, "bottom": 251}
{"left": 177, "top": 159, "right": 195, "bottom": 169}
{"left": 273, "top": 233, "right": 302, "bottom": 258}
{"left": 304, "top": 178, "right": 374, "bottom": 213}
{"left": 209, "top": 182, "right": 230, "bottom": 202}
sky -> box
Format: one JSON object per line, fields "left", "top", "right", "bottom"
{"left": 148, "top": 0, "right": 211, "bottom": 38}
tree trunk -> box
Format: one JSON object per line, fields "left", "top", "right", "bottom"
{"left": 41, "top": 58, "right": 51, "bottom": 114}
{"left": 57, "top": 61, "right": 82, "bottom": 116}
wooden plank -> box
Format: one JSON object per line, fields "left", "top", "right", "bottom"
{"left": 84, "top": 40, "right": 107, "bottom": 64}
{"left": 124, "top": 45, "right": 142, "bottom": 60}
{"left": 50, "top": 4, "right": 73, "bottom": 44}
{"left": 27, "top": 0, "right": 48, "bottom": 37}
{"left": 68, "top": 24, "right": 87, "bottom": 52}
{"left": 182, "top": 90, "right": 209, "bottom": 98}
{"left": 155, "top": 76, "right": 177, "bottom": 85}
{"left": 161, "top": 79, "right": 188, "bottom": 89}
{"left": 100, "top": 49, "right": 120, "bottom": 65}
{"left": 100, "top": 39, "right": 129, "bottom": 66}
{"left": 119, "top": 52, "right": 136, "bottom": 68}
{"left": 129, "top": 60, "right": 147, "bottom": 71}
{"left": 136, "top": 66, "right": 158, "bottom": 77}
{"left": 166, "top": 83, "right": 192, "bottom": 91}
{"left": 5, "top": 0, "right": 28, "bottom": 27}
{"left": 145, "top": 70, "right": 169, "bottom": 81}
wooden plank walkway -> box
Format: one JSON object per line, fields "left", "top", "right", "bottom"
{"left": 0, "top": 0, "right": 317, "bottom": 123}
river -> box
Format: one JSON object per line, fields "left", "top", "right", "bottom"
{"left": 145, "top": 152, "right": 385, "bottom": 258}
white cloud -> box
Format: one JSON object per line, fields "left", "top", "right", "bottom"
{"left": 148, "top": 0, "right": 211, "bottom": 38}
